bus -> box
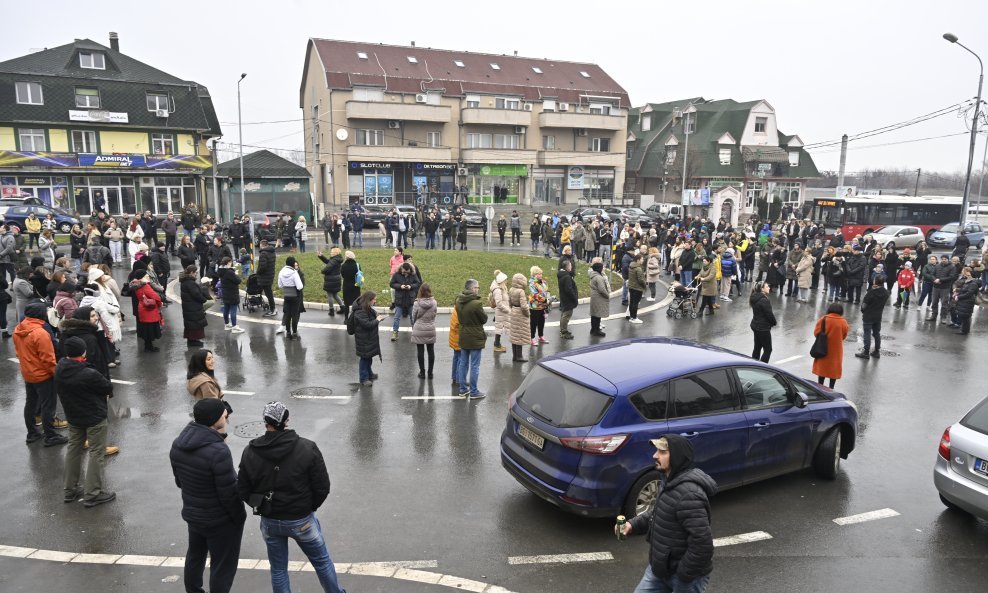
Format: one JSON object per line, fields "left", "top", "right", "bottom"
{"left": 809, "top": 195, "right": 963, "bottom": 239}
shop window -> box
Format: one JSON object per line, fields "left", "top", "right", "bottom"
{"left": 79, "top": 51, "right": 105, "bottom": 70}
{"left": 72, "top": 130, "right": 97, "bottom": 153}
{"left": 146, "top": 92, "right": 173, "bottom": 112}
{"left": 426, "top": 131, "right": 441, "bottom": 147}
{"left": 151, "top": 133, "right": 175, "bottom": 155}
{"left": 74, "top": 88, "right": 100, "bottom": 108}
{"left": 18, "top": 129, "right": 46, "bottom": 151}
{"left": 719, "top": 148, "right": 731, "bottom": 165}
{"left": 590, "top": 138, "right": 610, "bottom": 152}
{"left": 641, "top": 114, "right": 651, "bottom": 131}
{"left": 789, "top": 151, "right": 800, "bottom": 166}
{"left": 494, "top": 134, "right": 520, "bottom": 149}
{"left": 15, "top": 81, "right": 43, "bottom": 105}
{"left": 466, "top": 133, "right": 492, "bottom": 149}
{"left": 755, "top": 117, "right": 767, "bottom": 134}
{"left": 543, "top": 135, "right": 556, "bottom": 150}
{"left": 356, "top": 129, "right": 384, "bottom": 146}
{"left": 495, "top": 97, "right": 520, "bottom": 110}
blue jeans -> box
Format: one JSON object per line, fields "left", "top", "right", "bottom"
{"left": 862, "top": 320, "right": 881, "bottom": 353}
{"left": 222, "top": 303, "right": 238, "bottom": 326}
{"left": 681, "top": 269, "right": 693, "bottom": 288}
{"left": 633, "top": 565, "right": 709, "bottom": 593}
{"left": 451, "top": 349, "right": 461, "bottom": 383}
{"left": 260, "top": 514, "right": 345, "bottom": 593}
{"left": 359, "top": 357, "right": 373, "bottom": 382}
{"left": 457, "top": 348, "right": 482, "bottom": 394}
{"left": 392, "top": 305, "right": 406, "bottom": 331}
{"left": 354, "top": 231, "right": 363, "bottom": 247}
{"left": 622, "top": 279, "right": 629, "bottom": 303}
{"left": 917, "top": 281, "right": 933, "bottom": 306}
{"left": 426, "top": 233, "right": 436, "bottom": 249}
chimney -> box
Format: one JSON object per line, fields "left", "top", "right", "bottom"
{"left": 410, "top": 41, "right": 415, "bottom": 47}
{"left": 109, "top": 32, "right": 119, "bottom": 52}
{"left": 513, "top": 50, "right": 518, "bottom": 56}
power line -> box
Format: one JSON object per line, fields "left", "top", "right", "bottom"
{"left": 807, "top": 131, "right": 974, "bottom": 154}
{"left": 802, "top": 101, "right": 973, "bottom": 149}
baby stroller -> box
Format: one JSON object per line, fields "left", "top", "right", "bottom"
{"left": 666, "top": 279, "right": 699, "bottom": 319}
{"left": 243, "top": 274, "right": 264, "bottom": 312}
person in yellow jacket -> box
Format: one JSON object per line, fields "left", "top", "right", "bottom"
{"left": 712, "top": 248, "right": 724, "bottom": 308}
{"left": 737, "top": 236, "right": 751, "bottom": 283}
{"left": 560, "top": 221, "right": 572, "bottom": 248}
{"left": 25, "top": 212, "right": 42, "bottom": 250}
{"left": 448, "top": 306, "right": 461, "bottom": 386}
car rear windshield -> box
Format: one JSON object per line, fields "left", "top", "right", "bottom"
{"left": 515, "top": 366, "right": 612, "bottom": 428}
{"left": 961, "top": 397, "right": 988, "bottom": 435}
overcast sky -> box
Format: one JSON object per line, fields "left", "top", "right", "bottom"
{"left": 4, "top": 0, "right": 986, "bottom": 176}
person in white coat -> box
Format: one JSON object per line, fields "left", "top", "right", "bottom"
{"left": 86, "top": 268, "right": 122, "bottom": 344}
{"left": 489, "top": 270, "right": 510, "bottom": 353}
{"left": 276, "top": 256, "right": 304, "bottom": 339}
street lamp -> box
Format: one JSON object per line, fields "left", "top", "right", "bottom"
{"left": 943, "top": 32, "right": 983, "bottom": 226}
{"left": 237, "top": 73, "right": 247, "bottom": 221}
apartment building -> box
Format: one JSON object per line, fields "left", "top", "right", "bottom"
{"left": 0, "top": 34, "right": 221, "bottom": 217}
{"left": 300, "top": 39, "right": 629, "bottom": 208}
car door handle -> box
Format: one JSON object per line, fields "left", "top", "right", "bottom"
{"left": 753, "top": 421, "right": 771, "bottom": 428}
{"left": 680, "top": 431, "right": 700, "bottom": 438}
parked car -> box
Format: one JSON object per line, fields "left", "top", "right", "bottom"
{"left": 459, "top": 207, "right": 484, "bottom": 227}
{"left": 1, "top": 204, "right": 79, "bottom": 234}
{"left": 643, "top": 203, "right": 683, "bottom": 221}
{"left": 605, "top": 207, "right": 655, "bottom": 229}
{"left": 570, "top": 207, "right": 611, "bottom": 222}
{"left": 361, "top": 205, "right": 390, "bottom": 229}
{"left": 500, "top": 337, "right": 858, "bottom": 518}
{"left": 867, "top": 225, "right": 925, "bottom": 250}
{"left": 928, "top": 222, "right": 985, "bottom": 250}
{"left": 934, "top": 394, "right": 988, "bottom": 521}
{"left": 252, "top": 211, "right": 288, "bottom": 243}
{"left": 0, "top": 196, "right": 45, "bottom": 207}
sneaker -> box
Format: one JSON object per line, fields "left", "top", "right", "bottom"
{"left": 630, "top": 318, "right": 644, "bottom": 324}
{"left": 64, "top": 488, "right": 83, "bottom": 503}
{"left": 646, "top": 297, "right": 656, "bottom": 302}
{"left": 561, "top": 333, "right": 574, "bottom": 340}
{"left": 263, "top": 310, "right": 278, "bottom": 317}
{"left": 231, "top": 326, "right": 245, "bottom": 334}
{"left": 531, "top": 338, "right": 538, "bottom": 346}
{"left": 590, "top": 330, "right": 607, "bottom": 337}
{"left": 26, "top": 432, "right": 42, "bottom": 444}
{"left": 44, "top": 435, "right": 68, "bottom": 447}
{"left": 719, "top": 295, "right": 729, "bottom": 301}
{"left": 391, "top": 331, "right": 399, "bottom": 342}
{"left": 539, "top": 336, "right": 549, "bottom": 344}
{"left": 458, "top": 390, "right": 470, "bottom": 397}
{"left": 107, "top": 361, "right": 118, "bottom": 368}
{"left": 723, "top": 297, "right": 733, "bottom": 302}
{"left": 52, "top": 418, "right": 68, "bottom": 429}
{"left": 224, "top": 323, "right": 233, "bottom": 330}
{"left": 83, "top": 492, "right": 116, "bottom": 508}
{"left": 468, "top": 391, "right": 487, "bottom": 400}
{"left": 275, "top": 326, "right": 285, "bottom": 335}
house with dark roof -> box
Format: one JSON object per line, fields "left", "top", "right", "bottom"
{"left": 0, "top": 33, "right": 221, "bottom": 218}
{"left": 300, "top": 39, "right": 630, "bottom": 208}
{"left": 626, "top": 98, "right": 819, "bottom": 225}
{"left": 204, "top": 150, "right": 311, "bottom": 220}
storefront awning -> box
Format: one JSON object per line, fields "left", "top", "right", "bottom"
{"left": 741, "top": 146, "right": 789, "bottom": 163}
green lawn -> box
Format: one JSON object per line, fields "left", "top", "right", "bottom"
{"left": 272, "top": 248, "right": 595, "bottom": 307}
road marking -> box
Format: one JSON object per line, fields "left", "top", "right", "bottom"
{"left": 401, "top": 395, "right": 467, "bottom": 400}
{"left": 111, "top": 379, "right": 136, "bottom": 386}
{"left": 774, "top": 355, "right": 802, "bottom": 365}
{"left": 713, "top": 531, "right": 773, "bottom": 547}
{"left": 8, "top": 357, "right": 19, "bottom": 363}
{"left": 224, "top": 390, "right": 255, "bottom": 396}
{"left": 833, "top": 508, "right": 900, "bottom": 525}
{"left": 507, "top": 552, "right": 614, "bottom": 565}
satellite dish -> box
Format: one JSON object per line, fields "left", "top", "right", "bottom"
{"left": 336, "top": 129, "right": 348, "bottom": 141}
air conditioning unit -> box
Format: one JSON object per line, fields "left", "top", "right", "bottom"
{"left": 523, "top": 103, "right": 533, "bottom": 111}
{"left": 558, "top": 103, "right": 570, "bottom": 111}
{"left": 457, "top": 167, "right": 468, "bottom": 176}
{"left": 414, "top": 93, "right": 427, "bottom": 103}
{"left": 155, "top": 109, "right": 169, "bottom": 118}
{"left": 388, "top": 120, "right": 401, "bottom": 129}
{"left": 576, "top": 128, "right": 588, "bottom": 137}
{"left": 513, "top": 126, "right": 525, "bottom": 134}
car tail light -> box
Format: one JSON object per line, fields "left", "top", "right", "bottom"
{"left": 560, "top": 434, "right": 628, "bottom": 455}
{"left": 938, "top": 427, "right": 951, "bottom": 460}
{"left": 507, "top": 391, "right": 517, "bottom": 411}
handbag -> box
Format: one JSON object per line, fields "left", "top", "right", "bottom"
{"left": 809, "top": 317, "right": 829, "bottom": 359}
{"left": 141, "top": 291, "right": 156, "bottom": 310}
{"left": 355, "top": 262, "right": 365, "bottom": 287}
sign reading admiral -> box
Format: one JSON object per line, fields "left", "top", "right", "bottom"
{"left": 79, "top": 154, "right": 147, "bottom": 167}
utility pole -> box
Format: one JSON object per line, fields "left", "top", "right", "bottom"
{"left": 681, "top": 112, "right": 691, "bottom": 216}
{"left": 237, "top": 73, "right": 247, "bottom": 218}
{"left": 837, "top": 134, "right": 848, "bottom": 189}
{"left": 211, "top": 139, "right": 220, "bottom": 221}
{"left": 914, "top": 168, "right": 921, "bottom": 197}
{"left": 311, "top": 103, "right": 320, "bottom": 214}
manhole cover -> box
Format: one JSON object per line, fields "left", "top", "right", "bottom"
{"left": 233, "top": 421, "right": 267, "bottom": 439}
{"left": 291, "top": 387, "right": 334, "bottom": 399}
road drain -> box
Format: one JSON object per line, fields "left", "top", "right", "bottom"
{"left": 291, "top": 387, "right": 334, "bottom": 399}
{"left": 233, "top": 421, "right": 267, "bottom": 439}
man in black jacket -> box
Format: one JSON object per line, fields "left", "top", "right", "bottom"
{"left": 557, "top": 261, "right": 578, "bottom": 340}
{"left": 149, "top": 242, "right": 171, "bottom": 300}
{"left": 620, "top": 435, "right": 716, "bottom": 593}
{"left": 193, "top": 227, "right": 211, "bottom": 278}
{"left": 256, "top": 240, "right": 277, "bottom": 316}
{"left": 929, "top": 256, "right": 959, "bottom": 323}
{"left": 843, "top": 247, "right": 867, "bottom": 304}
{"left": 55, "top": 336, "right": 115, "bottom": 508}
{"left": 237, "top": 402, "right": 345, "bottom": 593}
{"left": 170, "top": 398, "right": 245, "bottom": 593}
{"left": 856, "top": 276, "right": 889, "bottom": 359}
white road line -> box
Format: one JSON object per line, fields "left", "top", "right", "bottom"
{"left": 713, "top": 531, "right": 773, "bottom": 547}
{"left": 508, "top": 552, "right": 614, "bottom": 565}
{"left": 8, "top": 357, "right": 19, "bottom": 363}
{"left": 223, "top": 390, "right": 255, "bottom": 396}
{"left": 291, "top": 395, "right": 351, "bottom": 400}
{"left": 110, "top": 379, "right": 136, "bottom": 386}
{"left": 774, "top": 355, "right": 802, "bottom": 365}
{"left": 401, "top": 396, "right": 467, "bottom": 400}
{"left": 833, "top": 508, "right": 900, "bottom": 525}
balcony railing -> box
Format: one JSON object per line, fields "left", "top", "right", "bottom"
{"left": 347, "top": 144, "right": 452, "bottom": 163}
{"left": 460, "top": 108, "right": 532, "bottom": 127}
{"left": 539, "top": 111, "right": 625, "bottom": 130}
{"left": 345, "top": 101, "right": 452, "bottom": 123}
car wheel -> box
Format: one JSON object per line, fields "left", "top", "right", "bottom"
{"left": 623, "top": 470, "right": 662, "bottom": 519}
{"left": 978, "top": 240, "right": 985, "bottom": 250}
{"left": 939, "top": 494, "right": 971, "bottom": 514}
{"left": 58, "top": 223, "right": 72, "bottom": 234}
{"left": 813, "top": 428, "right": 842, "bottom": 480}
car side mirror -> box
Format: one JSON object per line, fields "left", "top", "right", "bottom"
{"left": 793, "top": 392, "right": 809, "bottom": 408}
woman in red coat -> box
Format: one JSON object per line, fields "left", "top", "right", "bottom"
{"left": 811, "top": 302, "right": 850, "bottom": 388}
{"left": 134, "top": 271, "right": 163, "bottom": 352}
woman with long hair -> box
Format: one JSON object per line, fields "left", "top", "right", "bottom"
{"left": 186, "top": 349, "right": 223, "bottom": 399}
{"left": 749, "top": 281, "right": 777, "bottom": 362}
{"left": 352, "top": 291, "right": 386, "bottom": 386}
{"left": 411, "top": 283, "right": 437, "bottom": 379}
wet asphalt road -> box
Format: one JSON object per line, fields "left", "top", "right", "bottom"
{"left": 1, "top": 243, "right": 987, "bottom": 593}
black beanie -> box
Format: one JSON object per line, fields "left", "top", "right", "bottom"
{"left": 63, "top": 336, "right": 87, "bottom": 358}
{"left": 193, "top": 398, "right": 227, "bottom": 427}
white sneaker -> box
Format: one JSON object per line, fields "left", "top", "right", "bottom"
{"left": 275, "top": 326, "right": 285, "bottom": 335}
{"left": 231, "top": 326, "right": 245, "bottom": 334}
{"left": 224, "top": 323, "right": 233, "bottom": 330}
{"left": 724, "top": 296, "right": 733, "bottom": 302}
{"left": 646, "top": 297, "right": 655, "bottom": 302}
{"left": 630, "top": 318, "right": 644, "bottom": 324}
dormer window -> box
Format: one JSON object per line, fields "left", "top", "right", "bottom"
{"left": 79, "top": 51, "right": 105, "bottom": 70}
{"left": 684, "top": 116, "right": 695, "bottom": 134}
{"left": 788, "top": 151, "right": 800, "bottom": 167}
{"left": 532, "top": 67, "right": 543, "bottom": 74}
{"left": 755, "top": 117, "right": 767, "bottom": 134}
{"left": 407, "top": 56, "right": 418, "bottom": 64}
{"left": 641, "top": 115, "right": 651, "bottom": 131}
{"left": 579, "top": 71, "right": 591, "bottom": 78}
{"left": 454, "top": 60, "right": 465, "bottom": 68}
{"left": 490, "top": 63, "right": 500, "bottom": 70}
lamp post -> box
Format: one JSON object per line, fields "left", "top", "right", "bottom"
{"left": 237, "top": 73, "right": 247, "bottom": 221}
{"left": 943, "top": 33, "right": 983, "bottom": 226}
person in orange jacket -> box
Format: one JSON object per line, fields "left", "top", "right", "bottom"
{"left": 13, "top": 302, "right": 67, "bottom": 446}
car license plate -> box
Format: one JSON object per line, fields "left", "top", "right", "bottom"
{"left": 518, "top": 425, "right": 545, "bottom": 450}
{"left": 975, "top": 458, "right": 988, "bottom": 476}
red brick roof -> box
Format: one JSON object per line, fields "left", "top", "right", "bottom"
{"left": 306, "top": 39, "right": 630, "bottom": 107}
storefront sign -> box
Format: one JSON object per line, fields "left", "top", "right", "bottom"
{"left": 567, "top": 166, "right": 584, "bottom": 190}
{"left": 283, "top": 182, "right": 301, "bottom": 192}
{"left": 244, "top": 182, "right": 262, "bottom": 192}
{"left": 681, "top": 189, "right": 711, "bottom": 206}
{"left": 147, "top": 154, "right": 212, "bottom": 170}
{"left": 478, "top": 164, "right": 528, "bottom": 177}
{"left": 349, "top": 161, "right": 393, "bottom": 170}
{"left": 18, "top": 177, "right": 50, "bottom": 185}
{"left": 69, "top": 110, "right": 129, "bottom": 123}
{"left": 79, "top": 154, "right": 147, "bottom": 167}
{"left": 414, "top": 163, "right": 455, "bottom": 171}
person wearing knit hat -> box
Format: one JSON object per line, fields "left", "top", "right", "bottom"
{"left": 170, "top": 396, "right": 245, "bottom": 593}
{"left": 237, "top": 402, "right": 344, "bottom": 592}
{"left": 55, "top": 333, "right": 116, "bottom": 507}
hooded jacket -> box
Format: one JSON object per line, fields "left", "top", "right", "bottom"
{"left": 628, "top": 435, "right": 717, "bottom": 582}
{"left": 455, "top": 290, "right": 488, "bottom": 350}
{"left": 54, "top": 356, "right": 112, "bottom": 427}
{"left": 170, "top": 422, "right": 246, "bottom": 528}
{"left": 749, "top": 290, "right": 777, "bottom": 331}
{"left": 236, "top": 429, "right": 330, "bottom": 521}
{"left": 179, "top": 272, "right": 209, "bottom": 330}
{"left": 318, "top": 254, "right": 343, "bottom": 294}
{"left": 217, "top": 266, "right": 242, "bottom": 306}
{"left": 351, "top": 306, "right": 381, "bottom": 359}
{"left": 861, "top": 285, "right": 890, "bottom": 323}
{"left": 59, "top": 314, "right": 111, "bottom": 379}
{"left": 256, "top": 246, "right": 276, "bottom": 284}
{"left": 557, "top": 268, "right": 579, "bottom": 313}
{"left": 12, "top": 305, "right": 56, "bottom": 383}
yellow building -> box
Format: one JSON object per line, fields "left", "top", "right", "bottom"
{"left": 0, "top": 34, "right": 221, "bottom": 216}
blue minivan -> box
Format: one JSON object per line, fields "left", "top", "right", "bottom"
{"left": 500, "top": 338, "right": 858, "bottom": 518}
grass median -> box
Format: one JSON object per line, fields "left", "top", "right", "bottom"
{"left": 269, "top": 248, "right": 597, "bottom": 307}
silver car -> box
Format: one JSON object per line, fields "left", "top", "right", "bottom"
{"left": 867, "top": 225, "right": 924, "bottom": 250}
{"left": 934, "top": 395, "right": 988, "bottom": 521}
